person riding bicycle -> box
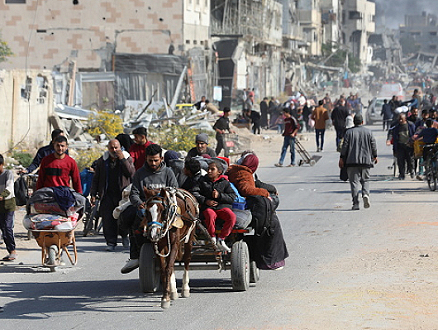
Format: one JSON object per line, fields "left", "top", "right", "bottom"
{"left": 413, "top": 118, "right": 438, "bottom": 165}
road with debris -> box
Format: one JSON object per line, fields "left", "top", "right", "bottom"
{"left": 2, "top": 125, "right": 438, "bottom": 329}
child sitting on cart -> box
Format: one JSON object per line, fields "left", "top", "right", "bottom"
{"left": 190, "top": 159, "right": 236, "bottom": 252}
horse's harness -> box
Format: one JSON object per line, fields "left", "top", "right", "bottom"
{"left": 145, "top": 188, "right": 199, "bottom": 258}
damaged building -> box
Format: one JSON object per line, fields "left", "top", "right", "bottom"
{"left": 0, "top": 0, "right": 211, "bottom": 149}
{"left": 211, "top": 0, "right": 284, "bottom": 108}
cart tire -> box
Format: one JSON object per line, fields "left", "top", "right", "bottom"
{"left": 48, "top": 245, "right": 58, "bottom": 268}
{"left": 249, "top": 260, "right": 260, "bottom": 284}
{"left": 83, "top": 209, "right": 95, "bottom": 237}
{"left": 139, "top": 243, "right": 161, "bottom": 293}
{"left": 309, "top": 159, "right": 316, "bottom": 166}
{"left": 231, "top": 240, "right": 250, "bottom": 291}
{"left": 427, "top": 171, "right": 437, "bottom": 191}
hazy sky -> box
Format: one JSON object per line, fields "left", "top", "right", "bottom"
{"left": 375, "top": 0, "right": 438, "bottom": 28}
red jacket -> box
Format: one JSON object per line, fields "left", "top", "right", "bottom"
{"left": 36, "top": 154, "right": 82, "bottom": 193}
{"left": 129, "top": 141, "right": 153, "bottom": 170}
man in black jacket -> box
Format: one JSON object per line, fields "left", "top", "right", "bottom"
{"left": 331, "top": 99, "right": 350, "bottom": 148}
{"left": 213, "top": 107, "right": 234, "bottom": 157}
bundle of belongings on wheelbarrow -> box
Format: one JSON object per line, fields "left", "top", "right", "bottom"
{"left": 23, "top": 186, "right": 86, "bottom": 231}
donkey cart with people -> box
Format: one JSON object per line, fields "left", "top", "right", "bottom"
{"left": 136, "top": 187, "right": 264, "bottom": 309}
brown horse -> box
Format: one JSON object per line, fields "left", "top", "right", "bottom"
{"left": 140, "top": 187, "right": 199, "bottom": 309}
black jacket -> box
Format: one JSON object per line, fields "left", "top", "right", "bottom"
{"left": 191, "top": 175, "right": 236, "bottom": 211}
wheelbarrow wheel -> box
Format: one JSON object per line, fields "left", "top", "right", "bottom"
{"left": 48, "top": 245, "right": 58, "bottom": 271}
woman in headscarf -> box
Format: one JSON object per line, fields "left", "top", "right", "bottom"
{"left": 226, "top": 151, "right": 275, "bottom": 197}
{"left": 226, "top": 151, "right": 288, "bottom": 270}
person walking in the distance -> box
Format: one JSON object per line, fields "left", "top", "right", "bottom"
{"left": 213, "top": 107, "right": 234, "bottom": 157}
{"left": 339, "top": 114, "right": 378, "bottom": 210}
{"left": 0, "top": 154, "right": 17, "bottom": 261}
{"left": 311, "top": 100, "right": 329, "bottom": 152}
{"left": 275, "top": 108, "right": 300, "bottom": 167}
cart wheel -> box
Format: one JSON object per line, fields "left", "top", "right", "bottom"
{"left": 249, "top": 260, "right": 260, "bottom": 284}
{"left": 47, "top": 245, "right": 58, "bottom": 271}
{"left": 231, "top": 240, "right": 250, "bottom": 291}
{"left": 309, "top": 159, "right": 316, "bottom": 166}
{"left": 83, "top": 211, "right": 94, "bottom": 237}
{"left": 139, "top": 243, "right": 161, "bottom": 293}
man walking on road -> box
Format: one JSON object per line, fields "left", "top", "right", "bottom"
{"left": 275, "top": 108, "right": 300, "bottom": 167}
{"left": 339, "top": 114, "right": 378, "bottom": 210}
{"left": 90, "top": 139, "right": 135, "bottom": 251}
{"left": 213, "top": 107, "right": 233, "bottom": 157}
{"left": 311, "top": 100, "right": 329, "bottom": 152}
{"left": 36, "top": 136, "right": 82, "bottom": 194}
{"left": 331, "top": 99, "right": 349, "bottom": 149}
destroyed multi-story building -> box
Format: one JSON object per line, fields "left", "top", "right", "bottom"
{"left": 297, "top": 0, "right": 323, "bottom": 57}
{"left": 211, "top": 0, "right": 284, "bottom": 108}
{"left": 0, "top": 0, "right": 211, "bottom": 151}
{"left": 342, "top": 0, "right": 375, "bottom": 66}
{"left": 321, "top": 0, "right": 343, "bottom": 50}
{"left": 400, "top": 12, "right": 438, "bottom": 55}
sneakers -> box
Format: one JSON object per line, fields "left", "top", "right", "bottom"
{"left": 317, "top": 147, "right": 321, "bottom": 152}
{"left": 363, "top": 195, "right": 370, "bottom": 209}
{"left": 217, "top": 238, "right": 231, "bottom": 253}
{"left": 211, "top": 236, "right": 217, "bottom": 245}
{"left": 121, "top": 259, "right": 139, "bottom": 274}
{"left": 122, "top": 236, "right": 129, "bottom": 248}
{"left": 352, "top": 204, "right": 360, "bottom": 211}
{"left": 286, "top": 164, "right": 295, "bottom": 167}
{"left": 274, "top": 163, "right": 283, "bottom": 167}
{"left": 410, "top": 172, "right": 415, "bottom": 179}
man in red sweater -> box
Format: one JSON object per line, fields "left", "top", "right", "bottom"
{"left": 129, "top": 127, "right": 153, "bottom": 170}
{"left": 36, "top": 136, "right": 82, "bottom": 193}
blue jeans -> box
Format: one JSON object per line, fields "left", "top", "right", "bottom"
{"left": 315, "top": 129, "right": 325, "bottom": 149}
{"left": 279, "top": 136, "right": 296, "bottom": 165}
{"left": 0, "top": 211, "right": 15, "bottom": 253}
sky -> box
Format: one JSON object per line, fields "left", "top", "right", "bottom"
{"left": 375, "top": 0, "right": 438, "bottom": 29}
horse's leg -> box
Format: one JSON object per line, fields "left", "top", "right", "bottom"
{"left": 181, "top": 235, "right": 194, "bottom": 298}
{"left": 161, "top": 231, "right": 179, "bottom": 309}
{"left": 169, "top": 271, "right": 178, "bottom": 300}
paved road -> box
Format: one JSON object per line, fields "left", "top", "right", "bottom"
{"left": 2, "top": 125, "right": 438, "bottom": 329}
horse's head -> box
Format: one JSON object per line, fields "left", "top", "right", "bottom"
{"left": 141, "top": 187, "right": 169, "bottom": 242}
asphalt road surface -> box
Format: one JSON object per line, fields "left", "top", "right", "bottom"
{"left": 2, "top": 124, "right": 438, "bottom": 330}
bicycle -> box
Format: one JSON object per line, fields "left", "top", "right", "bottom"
{"left": 82, "top": 198, "right": 102, "bottom": 237}
{"left": 423, "top": 144, "right": 438, "bottom": 191}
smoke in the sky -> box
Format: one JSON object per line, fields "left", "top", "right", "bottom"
{"left": 375, "top": 0, "right": 438, "bottom": 29}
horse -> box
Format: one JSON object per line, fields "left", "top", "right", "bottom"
{"left": 140, "top": 187, "right": 199, "bottom": 309}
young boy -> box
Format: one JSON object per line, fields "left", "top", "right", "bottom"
{"left": 181, "top": 158, "right": 202, "bottom": 191}
{"left": 0, "top": 154, "right": 17, "bottom": 261}
{"left": 191, "top": 159, "right": 236, "bottom": 252}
